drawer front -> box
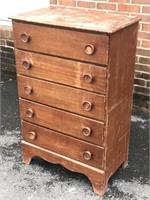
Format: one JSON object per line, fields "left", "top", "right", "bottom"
{"left": 20, "top": 99, "right": 104, "bottom": 146}
{"left": 13, "top": 21, "right": 108, "bottom": 65}
{"left": 18, "top": 75, "right": 105, "bottom": 121}
{"left": 15, "top": 49, "right": 107, "bottom": 94}
{"left": 22, "top": 121, "right": 104, "bottom": 169}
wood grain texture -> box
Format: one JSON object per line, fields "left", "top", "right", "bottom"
{"left": 15, "top": 49, "right": 107, "bottom": 94}
{"left": 104, "top": 97, "right": 132, "bottom": 177}
{"left": 13, "top": 21, "right": 108, "bottom": 65}
{"left": 22, "top": 142, "right": 108, "bottom": 196}
{"left": 22, "top": 121, "right": 104, "bottom": 169}
{"left": 11, "top": 8, "right": 140, "bottom": 196}
{"left": 107, "top": 23, "right": 139, "bottom": 110}
{"left": 18, "top": 75, "right": 105, "bottom": 121}
{"left": 103, "top": 24, "right": 139, "bottom": 180}
{"left": 10, "top": 7, "right": 140, "bottom": 33}
{"left": 20, "top": 99, "right": 104, "bottom": 146}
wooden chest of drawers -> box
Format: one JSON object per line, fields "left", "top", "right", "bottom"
{"left": 11, "top": 7, "right": 140, "bottom": 196}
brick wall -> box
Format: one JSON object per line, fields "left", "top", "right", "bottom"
{"left": 0, "top": 26, "right": 16, "bottom": 78}
{"left": 0, "top": 1, "right": 149, "bottom": 111}
{"left": 49, "top": 0, "right": 150, "bottom": 111}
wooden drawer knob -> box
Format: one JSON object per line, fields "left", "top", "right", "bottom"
{"left": 82, "top": 101, "right": 93, "bottom": 111}
{"left": 28, "top": 131, "right": 36, "bottom": 140}
{"left": 21, "top": 33, "right": 30, "bottom": 43}
{"left": 83, "top": 74, "right": 93, "bottom": 83}
{"left": 85, "top": 44, "right": 95, "bottom": 55}
{"left": 24, "top": 85, "right": 32, "bottom": 95}
{"left": 83, "top": 151, "right": 92, "bottom": 160}
{"left": 26, "top": 109, "right": 34, "bottom": 118}
{"left": 82, "top": 127, "right": 92, "bottom": 137}
{"left": 22, "top": 61, "right": 31, "bottom": 70}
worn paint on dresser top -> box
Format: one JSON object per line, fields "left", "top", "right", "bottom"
{"left": 10, "top": 6, "right": 140, "bottom": 33}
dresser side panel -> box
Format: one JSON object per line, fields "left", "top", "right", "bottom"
{"left": 107, "top": 23, "right": 139, "bottom": 110}
{"left": 105, "top": 96, "right": 132, "bottom": 176}
{"left": 104, "top": 23, "right": 139, "bottom": 178}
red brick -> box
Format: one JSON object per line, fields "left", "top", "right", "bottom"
{"left": 134, "top": 93, "right": 149, "bottom": 102}
{"left": 0, "top": 29, "right": 9, "bottom": 39}
{"left": 0, "top": 26, "right": 13, "bottom": 39}
{"left": 132, "top": 0, "right": 150, "bottom": 4}
{"left": 97, "top": 3, "right": 116, "bottom": 10}
{"left": 49, "top": 0, "right": 58, "bottom": 4}
{"left": 59, "top": 0, "right": 76, "bottom": 6}
{"left": 134, "top": 78, "right": 146, "bottom": 86}
{"left": 118, "top": 4, "right": 141, "bottom": 13}
{"left": 135, "top": 64, "right": 150, "bottom": 73}
{"left": 110, "top": 0, "right": 130, "bottom": 2}
{"left": 136, "top": 48, "right": 150, "bottom": 57}
{"left": 139, "top": 57, "right": 150, "bottom": 65}
{"left": 142, "top": 40, "right": 150, "bottom": 48}
{"left": 130, "top": 13, "right": 149, "bottom": 23}
{"left": 147, "top": 80, "right": 150, "bottom": 87}
{"left": 135, "top": 71, "right": 150, "bottom": 79}
{"left": 134, "top": 86, "right": 150, "bottom": 95}
{"left": 77, "top": 1, "right": 95, "bottom": 8}
{"left": 138, "top": 31, "right": 150, "bottom": 40}
{"left": 141, "top": 15, "right": 150, "bottom": 23}
{"left": 142, "top": 23, "right": 150, "bottom": 32}
{"left": 142, "top": 6, "right": 150, "bottom": 14}
{"left": 10, "top": 30, "right": 13, "bottom": 40}
{"left": 0, "top": 39, "right": 6, "bottom": 46}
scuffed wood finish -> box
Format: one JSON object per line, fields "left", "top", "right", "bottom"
{"left": 22, "top": 142, "right": 107, "bottom": 196}
{"left": 108, "top": 23, "right": 139, "bottom": 110}
{"left": 20, "top": 99, "right": 104, "bottom": 146}
{"left": 13, "top": 21, "right": 108, "bottom": 65}
{"left": 103, "top": 24, "right": 139, "bottom": 180}
{"left": 12, "top": 7, "right": 140, "bottom": 196}
{"left": 22, "top": 121, "right": 104, "bottom": 169}
{"left": 15, "top": 49, "right": 107, "bottom": 94}
{"left": 18, "top": 75, "right": 105, "bottom": 121}
{"left": 104, "top": 97, "right": 132, "bottom": 178}
{"left": 10, "top": 6, "right": 140, "bottom": 34}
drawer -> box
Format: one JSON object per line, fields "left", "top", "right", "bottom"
{"left": 20, "top": 99, "right": 104, "bottom": 146}
{"left": 22, "top": 121, "right": 104, "bottom": 169}
{"left": 18, "top": 75, "right": 105, "bottom": 121}
{"left": 13, "top": 21, "right": 108, "bottom": 65}
{"left": 15, "top": 49, "right": 107, "bottom": 94}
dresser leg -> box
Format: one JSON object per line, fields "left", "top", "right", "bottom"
{"left": 122, "top": 160, "right": 128, "bottom": 169}
{"left": 22, "top": 149, "right": 32, "bottom": 165}
{"left": 91, "top": 179, "right": 108, "bottom": 196}
{"left": 122, "top": 133, "right": 129, "bottom": 169}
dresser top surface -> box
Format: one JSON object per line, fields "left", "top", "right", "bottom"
{"left": 10, "top": 6, "right": 140, "bottom": 34}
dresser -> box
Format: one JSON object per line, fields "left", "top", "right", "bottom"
{"left": 10, "top": 7, "right": 140, "bottom": 196}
